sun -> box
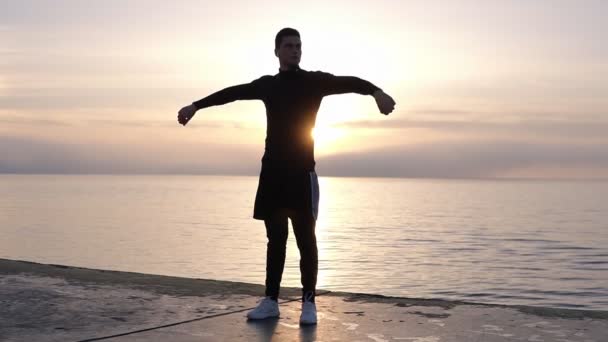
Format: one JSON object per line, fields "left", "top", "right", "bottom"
{"left": 310, "top": 96, "right": 367, "bottom": 153}
{"left": 311, "top": 125, "right": 346, "bottom": 152}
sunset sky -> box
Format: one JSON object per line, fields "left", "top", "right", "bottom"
{"left": 1, "top": 0, "right": 606, "bottom": 179}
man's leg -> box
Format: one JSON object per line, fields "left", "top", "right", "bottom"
{"left": 264, "top": 209, "right": 289, "bottom": 301}
{"left": 291, "top": 209, "right": 318, "bottom": 302}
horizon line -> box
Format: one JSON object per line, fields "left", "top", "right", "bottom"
{"left": 1, "top": 172, "right": 606, "bottom": 182}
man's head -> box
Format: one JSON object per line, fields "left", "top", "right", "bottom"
{"left": 274, "top": 28, "right": 301, "bottom": 69}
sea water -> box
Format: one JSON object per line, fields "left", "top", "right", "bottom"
{"left": 1, "top": 174, "right": 606, "bottom": 310}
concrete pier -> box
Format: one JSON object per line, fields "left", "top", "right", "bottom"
{"left": 1, "top": 258, "right": 606, "bottom": 341}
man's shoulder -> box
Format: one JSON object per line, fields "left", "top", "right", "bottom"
{"left": 307, "top": 70, "right": 334, "bottom": 79}
{"left": 254, "top": 75, "right": 275, "bottom": 82}
{"left": 247, "top": 75, "right": 274, "bottom": 89}
{"left": 269, "top": 69, "right": 331, "bottom": 75}
{"left": 257, "top": 69, "right": 332, "bottom": 82}
{"left": 307, "top": 70, "right": 329, "bottom": 75}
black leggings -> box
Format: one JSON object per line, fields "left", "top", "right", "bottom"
{"left": 264, "top": 208, "right": 318, "bottom": 302}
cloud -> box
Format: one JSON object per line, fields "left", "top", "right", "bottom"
{"left": 317, "top": 139, "right": 608, "bottom": 179}
{"left": 0, "top": 135, "right": 263, "bottom": 175}
{"left": 0, "top": 114, "right": 256, "bottom": 130}
{"left": 0, "top": 115, "right": 73, "bottom": 127}
{"left": 335, "top": 116, "right": 608, "bottom": 141}
{"left": 0, "top": 87, "right": 192, "bottom": 110}
{"left": 2, "top": 134, "right": 606, "bottom": 179}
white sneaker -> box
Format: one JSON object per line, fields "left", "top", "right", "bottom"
{"left": 299, "top": 301, "right": 317, "bottom": 325}
{"left": 247, "top": 297, "right": 280, "bottom": 320}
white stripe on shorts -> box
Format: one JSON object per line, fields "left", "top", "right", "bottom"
{"left": 309, "top": 171, "right": 320, "bottom": 220}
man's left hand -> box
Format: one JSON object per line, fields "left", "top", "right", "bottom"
{"left": 373, "top": 90, "right": 396, "bottom": 115}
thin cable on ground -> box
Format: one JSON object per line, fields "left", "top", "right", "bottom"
{"left": 77, "top": 290, "right": 330, "bottom": 342}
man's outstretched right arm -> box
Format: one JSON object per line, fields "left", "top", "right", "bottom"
{"left": 178, "top": 76, "right": 268, "bottom": 126}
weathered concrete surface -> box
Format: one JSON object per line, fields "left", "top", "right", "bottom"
{"left": 1, "top": 258, "right": 606, "bottom": 342}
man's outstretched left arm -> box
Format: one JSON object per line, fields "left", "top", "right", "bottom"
{"left": 316, "top": 71, "right": 396, "bottom": 115}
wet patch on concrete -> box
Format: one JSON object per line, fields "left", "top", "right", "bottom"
{"left": 0, "top": 272, "right": 262, "bottom": 341}
{"left": 335, "top": 291, "right": 462, "bottom": 310}
{"left": 513, "top": 304, "right": 608, "bottom": 320}
{"left": 332, "top": 289, "right": 608, "bottom": 321}
{"left": 409, "top": 311, "right": 451, "bottom": 319}
{"left": 0, "top": 258, "right": 302, "bottom": 299}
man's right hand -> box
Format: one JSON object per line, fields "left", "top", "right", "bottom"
{"left": 177, "top": 104, "right": 198, "bottom": 126}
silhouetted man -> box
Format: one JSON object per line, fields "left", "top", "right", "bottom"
{"left": 177, "top": 27, "right": 395, "bottom": 325}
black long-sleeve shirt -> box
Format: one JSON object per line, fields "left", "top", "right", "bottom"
{"left": 193, "top": 67, "right": 381, "bottom": 171}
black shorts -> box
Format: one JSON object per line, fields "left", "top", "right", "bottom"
{"left": 253, "top": 166, "right": 320, "bottom": 221}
